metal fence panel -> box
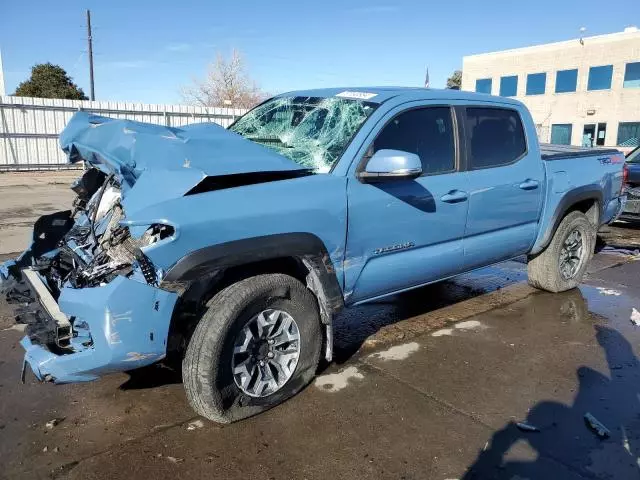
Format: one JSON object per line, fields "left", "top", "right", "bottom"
{"left": 0, "top": 95, "right": 246, "bottom": 170}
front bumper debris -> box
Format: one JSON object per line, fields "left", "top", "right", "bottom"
{"left": 15, "top": 272, "right": 177, "bottom": 383}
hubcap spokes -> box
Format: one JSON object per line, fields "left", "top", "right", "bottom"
{"left": 559, "top": 229, "right": 584, "bottom": 280}
{"left": 232, "top": 309, "right": 300, "bottom": 397}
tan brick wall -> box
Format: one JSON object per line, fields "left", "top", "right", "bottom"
{"left": 462, "top": 29, "right": 640, "bottom": 147}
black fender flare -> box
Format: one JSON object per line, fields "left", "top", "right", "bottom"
{"left": 161, "top": 233, "right": 344, "bottom": 319}
{"left": 534, "top": 185, "right": 603, "bottom": 254}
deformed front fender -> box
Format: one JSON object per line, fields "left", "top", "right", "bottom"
{"left": 161, "top": 233, "right": 345, "bottom": 319}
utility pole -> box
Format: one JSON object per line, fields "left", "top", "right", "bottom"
{"left": 86, "top": 9, "right": 95, "bottom": 100}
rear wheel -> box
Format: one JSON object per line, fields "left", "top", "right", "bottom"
{"left": 182, "top": 274, "right": 322, "bottom": 423}
{"left": 527, "top": 211, "right": 595, "bottom": 293}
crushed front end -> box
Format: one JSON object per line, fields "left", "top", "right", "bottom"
{"left": 1, "top": 109, "right": 312, "bottom": 384}
{"left": 1, "top": 168, "right": 178, "bottom": 383}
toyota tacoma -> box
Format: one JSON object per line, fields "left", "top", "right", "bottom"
{"left": 0, "top": 88, "right": 627, "bottom": 423}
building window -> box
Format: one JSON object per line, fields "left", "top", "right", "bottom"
{"left": 526, "top": 73, "right": 546, "bottom": 95}
{"left": 617, "top": 122, "right": 640, "bottom": 147}
{"left": 587, "top": 65, "right": 613, "bottom": 91}
{"left": 499, "top": 76, "right": 518, "bottom": 96}
{"left": 550, "top": 124, "right": 573, "bottom": 145}
{"left": 475, "top": 78, "right": 492, "bottom": 94}
{"left": 555, "top": 69, "right": 578, "bottom": 93}
{"left": 623, "top": 62, "right": 640, "bottom": 88}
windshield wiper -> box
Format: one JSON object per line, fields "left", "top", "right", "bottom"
{"left": 246, "top": 136, "right": 294, "bottom": 148}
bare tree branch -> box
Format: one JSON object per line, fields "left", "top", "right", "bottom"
{"left": 182, "top": 49, "right": 265, "bottom": 109}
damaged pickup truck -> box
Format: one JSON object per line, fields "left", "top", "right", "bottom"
{"left": 0, "top": 88, "right": 627, "bottom": 423}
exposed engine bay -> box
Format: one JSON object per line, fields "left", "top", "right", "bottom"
{"left": 3, "top": 167, "right": 173, "bottom": 350}
{"left": 0, "top": 110, "right": 323, "bottom": 384}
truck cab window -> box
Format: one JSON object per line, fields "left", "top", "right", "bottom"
{"left": 466, "top": 107, "right": 527, "bottom": 169}
{"left": 373, "top": 107, "right": 456, "bottom": 175}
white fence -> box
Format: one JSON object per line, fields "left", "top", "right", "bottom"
{"left": 0, "top": 96, "right": 247, "bottom": 170}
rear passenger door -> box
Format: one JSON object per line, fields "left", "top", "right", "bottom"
{"left": 461, "top": 106, "right": 544, "bottom": 269}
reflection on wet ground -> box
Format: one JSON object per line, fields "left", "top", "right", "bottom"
{"left": 463, "top": 324, "right": 640, "bottom": 479}
{"left": 333, "top": 260, "right": 528, "bottom": 361}
{"left": 460, "top": 282, "right": 640, "bottom": 479}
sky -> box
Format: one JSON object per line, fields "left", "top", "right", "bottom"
{"left": 0, "top": 0, "right": 638, "bottom": 105}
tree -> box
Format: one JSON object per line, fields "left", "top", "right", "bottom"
{"left": 182, "top": 49, "right": 264, "bottom": 109}
{"left": 446, "top": 70, "right": 462, "bottom": 90}
{"left": 14, "top": 63, "right": 88, "bottom": 100}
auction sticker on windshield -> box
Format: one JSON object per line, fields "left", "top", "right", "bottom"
{"left": 336, "top": 91, "right": 378, "bottom": 100}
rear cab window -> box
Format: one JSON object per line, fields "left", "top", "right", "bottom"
{"left": 465, "top": 107, "right": 527, "bottom": 169}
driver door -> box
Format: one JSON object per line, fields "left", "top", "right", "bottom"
{"left": 345, "top": 105, "right": 469, "bottom": 304}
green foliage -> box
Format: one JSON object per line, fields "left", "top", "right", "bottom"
{"left": 446, "top": 70, "right": 462, "bottom": 90}
{"left": 13, "top": 63, "right": 88, "bottom": 100}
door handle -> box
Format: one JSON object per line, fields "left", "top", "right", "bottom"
{"left": 519, "top": 179, "right": 539, "bottom": 190}
{"left": 440, "top": 190, "right": 469, "bottom": 203}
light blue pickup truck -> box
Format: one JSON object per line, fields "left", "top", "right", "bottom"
{"left": 0, "top": 88, "right": 627, "bottom": 422}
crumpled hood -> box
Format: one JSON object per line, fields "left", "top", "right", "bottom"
{"left": 59, "top": 112, "right": 308, "bottom": 214}
{"left": 60, "top": 112, "right": 305, "bottom": 181}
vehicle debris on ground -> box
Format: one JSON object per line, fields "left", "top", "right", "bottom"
{"left": 584, "top": 412, "right": 611, "bottom": 438}
{"left": 516, "top": 422, "right": 540, "bottom": 432}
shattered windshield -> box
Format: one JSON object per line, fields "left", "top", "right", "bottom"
{"left": 229, "top": 96, "right": 378, "bottom": 172}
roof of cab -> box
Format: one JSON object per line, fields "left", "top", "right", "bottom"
{"left": 278, "top": 86, "right": 524, "bottom": 107}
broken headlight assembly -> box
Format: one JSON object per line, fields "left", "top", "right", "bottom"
{"left": 137, "top": 223, "right": 176, "bottom": 248}
{"left": 66, "top": 221, "right": 175, "bottom": 288}
{"left": 115, "top": 222, "right": 176, "bottom": 286}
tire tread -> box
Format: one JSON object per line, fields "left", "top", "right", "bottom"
{"left": 183, "top": 274, "right": 321, "bottom": 423}
{"left": 527, "top": 211, "right": 595, "bottom": 293}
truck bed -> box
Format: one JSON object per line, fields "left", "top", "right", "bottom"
{"left": 540, "top": 144, "right": 620, "bottom": 161}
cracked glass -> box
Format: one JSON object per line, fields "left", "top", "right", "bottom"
{"left": 230, "top": 96, "right": 377, "bottom": 172}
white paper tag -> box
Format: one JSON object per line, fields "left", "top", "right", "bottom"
{"left": 336, "top": 91, "right": 378, "bottom": 100}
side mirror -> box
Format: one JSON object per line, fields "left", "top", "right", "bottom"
{"left": 358, "top": 149, "right": 422, "bottom": 183}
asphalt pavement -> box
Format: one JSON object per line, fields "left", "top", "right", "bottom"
{"left": 1, "top": 171, "right": 640, "bottom": 480}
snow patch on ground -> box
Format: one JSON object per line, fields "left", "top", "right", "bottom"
{"left": 432, "top": 328, "right": 454, "bottom": 337}
{"left": 1, "top": 324, "right": 26, "bottom": 332}
{"left": 432, "top": 320, "right": 485, "bottom": 337}
{"left": 314, "top": 367, "right": 364, "bottom": 392}
{"left": 455, "top": 320, "right": 483, "bottom": 330}
{"left": 631, "top": 308, "right": 640, "bottom": 327}
{"left": 368, "top": 342, "right": 419, "bottom": 361}
{"left": 596, "top": 287, "right": 622, "bottom": 296}
{"left": 186, "top": 419, "right": 204, "bottom": 431}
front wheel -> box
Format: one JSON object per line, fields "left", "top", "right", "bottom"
{"left": 527, "top": 211, "right": 595, "bottom": 293}
{"left": 182, "top": 274, "right": 322, "bottom": 423}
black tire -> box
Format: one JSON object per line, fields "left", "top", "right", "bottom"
{"left": 527, "top": 211, "right": 596, "bottom": 293}
{"left": 182, "top": 274, "right": 322, "bottom": 423}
